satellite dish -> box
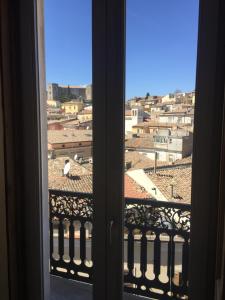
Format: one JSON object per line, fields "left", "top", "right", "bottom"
{"left": 63, "top": 160, "right": 71, "bottom": 176}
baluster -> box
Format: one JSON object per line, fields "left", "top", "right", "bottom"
{"left": 182, "top": 236, "right": 189, "bottom": 288}
{"left": 140, "top": 230, "right": 147, "bottom": 277}
{"left": 58, "top": 218, "right": 64, "bottom": 261}
{"left": 127, "top": 228, "right": 134, "bottom": 277}
{"left": 153, "top": 232, "right": 161, "bottom": 280}
{"left": 50, "top": 218, "right": 53, "bottom": 259}
{"left": 90, "top": 222, "right": 93, "bottom": 263}
{"left": 80, "top": 221, "right": 86, "bottom": 265}
{"left": 167, "top": 234, "right": 175, "bottom": 293}
{"left": 69, "top": 220, "right": 75, "bottom": 263}
{"left": 171, "top": 237, "right": 175, "bottom": 280}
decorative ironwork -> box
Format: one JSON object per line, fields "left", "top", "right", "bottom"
{"left": 125, "top": 198, "right": 190, "bottom": 232}
{"left": 49, "top": 190, "right": 191, "bottom": 299}
{"left": 50, "top": 190, "right": 93, "bottom": 220}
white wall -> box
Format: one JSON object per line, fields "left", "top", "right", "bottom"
{"left": 140, "top": 151, "right": 182, "bottom": 162}
{"left": 159, "top": 115, "right": 192, "bottom": 124}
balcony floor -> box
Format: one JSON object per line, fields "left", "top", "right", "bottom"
{"left": 51, "top": 275, "right": 147, "bottom": 300}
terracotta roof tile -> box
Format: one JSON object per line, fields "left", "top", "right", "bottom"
{"left": 48, "top": 157, "right": 149, "bottom": 198}
{"left": 147, "top": 164, "right": 192, "bottom": 204}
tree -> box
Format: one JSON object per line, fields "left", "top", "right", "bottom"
{"left": 67, "top": 85, "right": 71, "bottom": 98}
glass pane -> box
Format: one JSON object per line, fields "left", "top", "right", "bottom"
{"left": 125, "top": 1, "right": 199, "bottom": 299}
{"left": 45, "top": 1, "right": 93, "bottom": 299}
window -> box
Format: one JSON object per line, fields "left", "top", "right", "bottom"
{"left": 1, "top": 0, "right": 224, "bottom": 300}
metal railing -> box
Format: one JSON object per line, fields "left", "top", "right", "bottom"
{"left": 49, "top": 189, "right": 190, "bottom": 299}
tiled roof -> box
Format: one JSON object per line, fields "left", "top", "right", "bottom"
{"left": 147, "top": 163, "right": 192, "bottom": 204}
{"left": 125, "top": 151, "right": 166, "bottom": 170}
{"left": 48, "top": 157, "right": 149, "bottom": 198}
{"left": 49, "top": 174, "right": 93, "bottom": 193}
{"left": 132, "top": 121, "right": 180, "bottom": 128}
{"left": 125, "top": 137, "right": 154, "bottom": 149}
{"left": 48, "top": 130, "right": 92, "bottom": 144}
{"left": 48, "top": 157, "right": 92, "bottom": 193}
{"left": 124, "top": 175, "right": 149, "bottom": 199}
{"left": 125, "top": 110, "right": 132, "bottom": 116}
{"left": 48, "top": 156, "right": 91, "bottom": 177}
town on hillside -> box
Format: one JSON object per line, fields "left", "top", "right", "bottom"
{"left": 47, "top": 83, "right": 194, "bottom": 204}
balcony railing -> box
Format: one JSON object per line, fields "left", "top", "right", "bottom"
{"left": 49, "top": 189, "right": 191, "bottom": 299}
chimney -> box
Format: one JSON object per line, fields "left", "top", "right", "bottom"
{"left": 170, "top": 184, "right": 174, "bottom": 198}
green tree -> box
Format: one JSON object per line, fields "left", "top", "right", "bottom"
{"left": 145, "top": 92, "right": 150, "bottom": 99}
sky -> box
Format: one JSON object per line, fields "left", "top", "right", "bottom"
{"left": 45, "top": 0, "right": 199, "bottom": 99}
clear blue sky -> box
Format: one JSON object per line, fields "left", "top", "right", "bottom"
{"left": 45, "top": 0, "right": 199, "bottom": 99}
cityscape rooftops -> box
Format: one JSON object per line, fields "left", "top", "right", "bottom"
{"left": 48, "top": 156, "right": 149, "bottom": 198}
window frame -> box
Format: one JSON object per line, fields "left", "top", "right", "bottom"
{"left": 190, "top": 0, "right": 225, "bottom": 298}
{"left": 92, "top": 0, "right": 125, "bottom": 299}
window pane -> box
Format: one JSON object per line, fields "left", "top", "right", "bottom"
{"left": 45, "top": 1, "right": 93, "bottom": 298}
{"left": 124, "top": 1, "right": 199, "bottom": 298}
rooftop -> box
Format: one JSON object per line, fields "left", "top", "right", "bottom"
{"left": 146, "top": 162, "right": 192, "bottom": 204}
{"left": 132, "top": 121, "right": 181, "bottom": 128}
{"left": 160, "top": 109, "right": 194, "bottom": 116}
{"left": 48, "top": 156, "right": 149, "bottom": 198}
{"left": 125, "top": 137, "right": 154, "bottom": 149}
{"left": 125, "top": 151, "right": 166, "bottom": 170}
{"left": 48, "top": 130, "right": 92, "bottom": 144}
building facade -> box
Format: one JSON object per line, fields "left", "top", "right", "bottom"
{"left": 125, "top": 107, "right": 144, "bottom": 133}
{"left": 47, "top": 83, "right": 90, "bottom": 101}
{"left": 61, "top": 101, "right": 84, "bottom": 114}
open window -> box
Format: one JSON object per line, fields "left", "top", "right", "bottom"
{"left": 0, "top": 0, "right": 225, "bottom": 300}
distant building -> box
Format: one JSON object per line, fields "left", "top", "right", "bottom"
{"left": 61, "top": 100, "right": 84, "bottom": 114}
{"left": 132, "top": 121, "right": 181, "bottom": 134}
{"left": 158, "top": 110, "right": 194, "bottom": 125}
{"left": 126, "top": 129, "right": 193, "bottom": 163}
{"left": 48, "top": 130, "right": 92, "bottom": 159}
{"left": 77, "top": 110, "right": 92, "bottom": 122}
{"left": 149, "top": 103, "right": 167, "bottom": 113}
{"left": 47, "top": 83, "right": 89, "bottom": 101}
{"left": 47, "top": 107, "right": 63, "bottom": 120}
{"left": 85, "top": 84, "right": 92, "bottom": 101}
{"left": 125, "top": 107, "right": 144, "bottom": 133}
{"left": 152, "top": 129, "right": 193, "bottom": 161}
{"left": 161, "top": 93, "right": 176, "bottom": 103}
{"left": 47, "top": 99, "right": 61, "bottom": 108}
